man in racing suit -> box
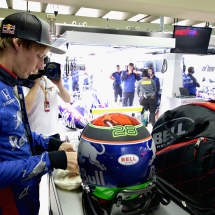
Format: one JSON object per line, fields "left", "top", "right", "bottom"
{"left": 0, "top": 12, "right": 78, "bottom": 215}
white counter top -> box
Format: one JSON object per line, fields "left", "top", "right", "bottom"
{"left": 159, "top": 96, "right": 205, "bottom": 116}
{"left": 50, "top": 171, "right": 190, "bottom": 215}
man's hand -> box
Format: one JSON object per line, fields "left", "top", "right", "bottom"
{"left": 34, "top": 77, "right": 41, "bottom": 85}
{"left": 59, "top": 142, "right": 76, "bottom": 152}
{"left": 52, "top": 77, "right": 71, "bottom": 102}
{"left": 133, "top": 69, "right": 138, "bottom": 75}
{"left": 51, "top": 78, "right": 63, "bottom": 87}
{"left": 65, "top": 151, "right": 79, "bottom": 174}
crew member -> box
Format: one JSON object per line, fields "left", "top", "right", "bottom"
{"left": 148, "top": 67, "right": 160, "bottom": 108}
{"left": 182, "top": 64, "right": 187, "bottom": 87}
{"left": 72, "top": 66, "right": 79, "bottom": 91}
{"left": 121, "top": 63, "right": 140, "bottom": 106}
{"left": 137, "top": 69, "right": 156, "bottom": 126}
{"left": 23, "top": 67, "right": 71, "bottom": 140}
{"left": 109, "top": 65, "right": 122, "bottom": 106}
{"left": 184, "top": 66, "right": 200, "bottom": 96}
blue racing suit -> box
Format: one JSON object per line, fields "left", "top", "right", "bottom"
{"left": 183, "top": 72, "right": 187, "bottom": 87}
{"left": 185, "top": 73, "right": 200, "bottom": 95}
{"left": 0, "top": 65, "right": 66, "bottom": 215}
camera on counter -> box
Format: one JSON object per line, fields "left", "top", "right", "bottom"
{"left": 28, "top": 56, "right": 61, "bottom": 81}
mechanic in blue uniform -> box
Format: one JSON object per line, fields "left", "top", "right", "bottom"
{"left": 0, "top": 12, "right": 78, "bottom": 215}
{"left": 121, "top": 63, "right": 140, "bottom": 106}
{"left": 182, "top": 64, "right": 187, "bottom": 87}
{"left": 148, "top": 67, "right": 160, "bottom": 108}
{"left": 109, "top": 65, "right": 122, "bottom": 106}
{"left": 184, "top": 66, "right": 200, "bottom": 96}
{"left": 83, "top": 71, "right": 89, "bottom": 85}
{"left": 71, "top": 66, "right": 79, "bottom": 91}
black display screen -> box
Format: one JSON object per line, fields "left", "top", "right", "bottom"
{"left": 171, "top": 25, "right": 212, "bottom": 54}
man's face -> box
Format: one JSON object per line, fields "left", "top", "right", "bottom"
{"left": 128, "top": 65, "right": 133, "bottom": 71}
{"left": 148, "top": 69, "right": 153, "bottom": 76}
{"left": 116, "top": 66, "right": 120, "bottom": 72}
{"left": 12, "top": 41, "right": 49, "bottom": 79}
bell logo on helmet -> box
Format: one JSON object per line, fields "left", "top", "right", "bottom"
{"left": 118, "top": 154, "right": 139, "bottom": 166}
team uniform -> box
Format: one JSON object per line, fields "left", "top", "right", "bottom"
{"left": 183, "top": 72, "right": 187, "bottom": 87}
{"left": 72, "top": 69, "right": 79, "bottom": 91}
{"left": 0, "top": 65, "right": 63, "bottom": 215}
{"left": 121, "top": 70, "right": 140, "bottom": 106}
{"left": 185, "top": 73, "right": 200, "bottom": 96}
{"left": 112, "top": 71, "right": 122, "bottom": 102}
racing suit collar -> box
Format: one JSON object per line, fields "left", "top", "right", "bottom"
{"left": 0, "top": 64, "right": 34, "bottom": 88}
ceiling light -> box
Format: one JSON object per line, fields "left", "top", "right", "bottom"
{"left": 172, "top": 20, "right": 189, "bottom": 26}
{"left": 192, "top": 22, "right": 206, "bottom": 27}
{"left": 28, "top": 1, "right": 41, "bottom": 12}
{"left": 12, "top": 0, "right": 27, "bottom": 10}
{"left": 1, "top": 0, "right": 8, "bottom": 9}
{"left": 76, "top": 7, "right": 103, "bottom": 18}
{"left": 151, "top": 17, "right": 175, "bottom": 24}
{"left": 102, "top": 11, "right": 129, "bottom": 20}
{"left": 151, "top": 19, "right": 160, "bottom": 24}
{"left": 127, "top": 14, "right": 147, "bottom": 22}
{"left": 46, "top": 4, "right": 72, "bottom": 15}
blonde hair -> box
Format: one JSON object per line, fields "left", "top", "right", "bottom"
{"left": 0, "top": 37, "right": 49, "bottom": 53}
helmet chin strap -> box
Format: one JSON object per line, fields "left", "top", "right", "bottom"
{"left": 82, "top": 179, "right": 170, "bottom": 215}
{"left": 110, "top": 183, "right": 156, "bottom": 215}
{"left": 82, "top": 182, "right": 100, "bottom": 215}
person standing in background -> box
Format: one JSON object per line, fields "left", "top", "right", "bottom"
{"left": 137, "top": 69, "right": 156, "bottom": 126}
{"left": 182, "top": 64, "right": 187, "bottom": 87}
{"left": 71, "top": 66, "right": 79, "bottom": 92}
{"left": 109, "top": 65, "right": 122, "bottom": 107}
{"left": 184, "top": 66, "right": 200, "bottom": 96}
{"left": 23, "top": 66, "right": 71, "bottom": 140}
{"left": 121, "top": 63, "right": 140, "bottom": 106}
{"left": 83, "top": 71, "right": 89, "bottom": 85}
{"left": 148, "top": 67, "right": 160, "bottom": 108}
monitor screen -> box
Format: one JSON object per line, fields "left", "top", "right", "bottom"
{"left": 171, "top": 25, "right": 212, "bottom": 54}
